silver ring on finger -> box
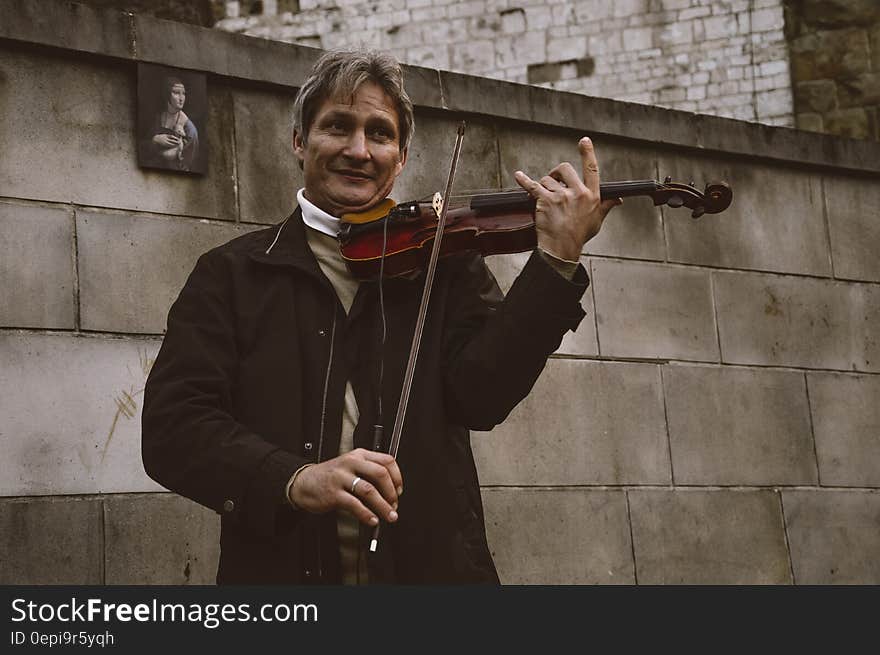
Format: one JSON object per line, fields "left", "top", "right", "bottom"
{"left": 351, "top": 476, "right": 362, "bottom": 494}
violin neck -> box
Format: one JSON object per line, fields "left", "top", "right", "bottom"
{"left": 600, "top": 180, "right": 660, "bottom": 199}
{"left": 470, "top": 180, "right": 659, "bottom": 212}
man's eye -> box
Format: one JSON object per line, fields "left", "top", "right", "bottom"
{"left": 370, "top": 128, "right": 393, "bottom": 140}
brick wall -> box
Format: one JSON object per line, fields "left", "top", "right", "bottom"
{"left": 214, "top": 0, "right": 794, "bottom": 125}
{"left": 2, "top": 0, "right": 879, "bottom": 584}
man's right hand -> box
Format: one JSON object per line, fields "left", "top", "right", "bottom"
{"left": 289, "top": 448, "right": 403, "bottom": 526}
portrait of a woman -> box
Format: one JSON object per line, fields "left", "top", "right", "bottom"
{"left": 137, "top": 65, "right": 207, "bottom": 174}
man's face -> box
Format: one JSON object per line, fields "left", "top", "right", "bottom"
{"left": 294, "top": 81, "right": 407, "bottom": 217}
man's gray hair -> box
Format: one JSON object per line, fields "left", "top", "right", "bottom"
{"left": 293, "top": 49, "right": 415, "bottom": 152}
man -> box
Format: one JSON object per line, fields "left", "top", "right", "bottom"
{"left": 142, "top": 50, "right": 620, "bottom": 584}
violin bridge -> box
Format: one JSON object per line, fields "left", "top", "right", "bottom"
{"left": 432, "top": 192, "right": 443, "bottom": 220}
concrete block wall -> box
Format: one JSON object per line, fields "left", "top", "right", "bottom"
{"left": 2, "top": 0, "right": 879, "bottom": 584}
{"left": 213, "top": 0, "right": 794, "bottom": 126}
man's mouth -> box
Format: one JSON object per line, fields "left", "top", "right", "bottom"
{"left": 333, "top": 169, "right": 373, "bottom": 181}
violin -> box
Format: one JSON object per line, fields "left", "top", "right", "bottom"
{"left": 339, "top": 177, "right": 732, "bottom": 280}
{"left": 362, "top": 123, "right": 732, "bottom": 554}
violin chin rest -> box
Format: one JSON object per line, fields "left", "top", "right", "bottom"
{"left": 341, "top": 198, "right": 397, "bottom": 225}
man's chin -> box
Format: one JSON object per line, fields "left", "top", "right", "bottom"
{"left": 332, "top": 193, "right": 389, "bottom": 216}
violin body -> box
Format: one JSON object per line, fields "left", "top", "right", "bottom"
{"left": 339, "top": 200, "right": 537, "bottom": 280}
{"left": 338, "top": 180, "right": 733, "bottom": 281}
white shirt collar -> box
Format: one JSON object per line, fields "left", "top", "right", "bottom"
{"left": 298, "top": 188, "right": 340, "bottom": 238}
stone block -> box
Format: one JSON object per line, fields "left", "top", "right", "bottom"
{"left": 77, "top": 211, "right": 259, "bottom": 334}
{"left": 807, "top": 373, "right": 880, "bottom": 487}
{"left": 401, "top": 64, "right": 444, "bottom": 108}
{"left": 472, "top": 360, "right": 670, "bottom": 485}
{"left": 824, "top": 175, "right": 880, "bottom": 282}
{"left": 133, "top": 12, "right": 319, "bottom": 88}
{"left": 801, "top": 0, "right": 880, "bottom": 28}
{"left": 629, "top": 489, "right": 791, "bottom": 584}
{"left": 438, "top": 70, "right": 536, "bottom": 123}
{"left": 0, "top": 0, "right": 132, "bottom": 59}
{"left": 837, "top": 73, "right": 880, "bottom": 109}
{"left": 659, "top": 153, "right": 831, "bottom": 276}
{"left": 663, "top": 364, "right": 816, "bottom": 485}
{"left": 496, "top": 30, "right": 548, "bottom": 68}
{"left": 501, "top": 8, "right": 525, "bottom": 33}
{"left": 783, "top": 490, "right": 880, "bottom": 584}
{"left": 0, "top": 202, "right": 75, "bottom": 329}
{"left": 450, "top": 39, "right": 496, "bottom": 73}
{"left": 825, "top": 108, "right": 871, "bottom": 140}
{"left": 392, "top": 114, "right": 499, "bottom": 203}
{"left": 796, "top": 112, "right": 824, "bottom": 132}
{"left": 591, "top": 259, "right": 719, "bottom": 361}
{"left": 234, "top": 88, "right": 300, "bottom": 224}
{"left": 693, "top": 105, "right": 877, "bottom": 176}
{"left": 751, "top": 6, "right": 784, "bottom": 32}
{"left": 0, "top": 47, "right": 236, "bottom": 220}
{"left": 0, "top": 333, "right": 164, "bottom": 496}
{"left": 714, "top": 270, "right": 880, "bottom": 372}
{"left": 790, "top": 29, "right": 870, "bottom": 81}
{"left": 794, "top": 80, "right": 838, "bottom": 114}
{"left": 482, "top": 488, "right": 634, "bottom": 584}
{"left": 756, "top": 88, "right": 794, "bottom": 118}
{"left": 872, "top": 25, "right": 880, "bottom": 71}
{"left": 0, "top": 496, "right": 102, "bottom": 584}
{"left": 485, "top": 252, "right": 598, "bottom": 356}
{"left": 104, "top": 493, "right": 220, "bottom": 584}
{"left": 497, "top": 129, "right": 666, "bottom": 262}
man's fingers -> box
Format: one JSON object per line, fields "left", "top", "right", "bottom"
{"left": 549, "top": 162, "right": 584, "bottom": 191}
{"left": 599, "top": 197, "right": 622, "bottom": 220}
{"left": 540, "top": 175, "right": 565, "bottom": 192}
{"left": 346, "top": 477, "right": 398, "bottom": 524}
{"left": 514, "top": 170, "right": 551, "bottom": 199}
{"left": 351, "top": 459, "right": 399, "bottom": 509}
{"left": 337, "top": 490, "right": 381, "bottom": 526}
{"left": 358, "top": 449, "right": 403, "bottom": 495}
{"left": 579, "top": 137, "right": 600, "bottom": 196}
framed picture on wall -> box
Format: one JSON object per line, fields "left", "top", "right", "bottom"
{"left": 137, "top": 63, "right": 208, "bottom": 174}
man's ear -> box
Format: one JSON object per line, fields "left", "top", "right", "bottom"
{"left": 395, "top": 146, "right": 408, "bottom": 177}
{"left": 293, "top": 129, "right": 305, "bottom": 163}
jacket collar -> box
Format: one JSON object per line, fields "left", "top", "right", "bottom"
{"left": 247, "top": 206, "right": 321, "bottom": 274}
{"left": 248, "top": 205, "right": 424, "bottom": 294}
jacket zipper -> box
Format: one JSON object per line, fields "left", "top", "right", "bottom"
{"left": 314, "top": 301, "right": 338, "bottom": 580}
{"left": 316, "top": 306, "right": 337, "bottom": 465}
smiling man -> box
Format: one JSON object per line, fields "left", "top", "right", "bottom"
{"left": 142, "top": 50, "right": 620, "bottom": 585}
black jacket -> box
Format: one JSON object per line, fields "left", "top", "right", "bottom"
{"left": 142, "top": 209, "right": 589, "bottom": 584}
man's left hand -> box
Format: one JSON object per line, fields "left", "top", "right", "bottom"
{"left": 514, "top": 136, "right": 622, "bottom": 262}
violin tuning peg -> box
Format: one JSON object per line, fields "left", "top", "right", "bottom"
{"left": 689, "top": 180, "right": 696, "bottom": 188}
{"left": 691, "top": 206, "right": 705, "bottom": 219}
{"left": 663, "top": 175, "right": 672, "bottom": 184}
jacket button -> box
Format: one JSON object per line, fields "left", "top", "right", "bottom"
{"left": 223, "top": 499, "right": 235, "bottom": 512}
{"left": 304, "top": 569, "right": 312, "bottom": 578}
{"left": 318, "top": 329, "right": 326, "bottom": 336}
{"left": 304, "top": 442, "right": 313, "bottom": 452}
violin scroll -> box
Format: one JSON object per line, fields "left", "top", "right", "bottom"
{"left": 655, "top": 178, "right": 733, "bottom": 219}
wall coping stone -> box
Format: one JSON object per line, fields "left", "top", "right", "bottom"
{"left": 1, "top": 0, "right": 878, "bottom": 175}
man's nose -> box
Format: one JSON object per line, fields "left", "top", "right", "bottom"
{"left": 343, "top": 130, "right": 370, "bottom": 160}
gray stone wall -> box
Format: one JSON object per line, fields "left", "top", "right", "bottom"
{"left": 213, "top": 0, "right": 794, "bottom": 126}
{"left": 2, "top": 0, "right": 879, "bottom": 584}
{"left": 785, "top": 0, "right": 880, "bottom": 140}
